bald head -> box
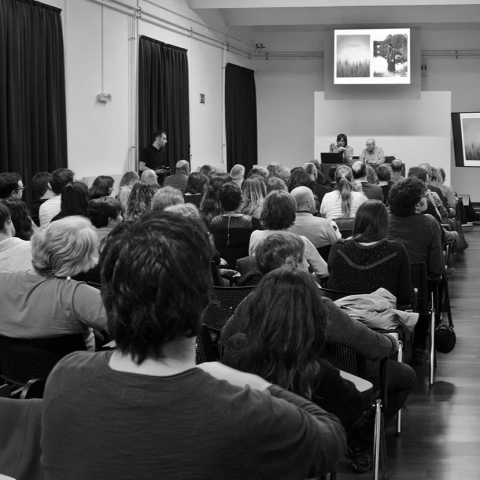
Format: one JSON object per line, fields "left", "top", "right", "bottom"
{"left": 176, "top": 160, "right": 190, "bottom": 173}
{"left": 291, "top": 186, "right": 314, "bottom": 212}
{"left": 352, "top": 161, "right": 367, "bottom": 180}
{"left": 141, "top": 169, "right": 158, "bottom": 185}
{"left": 418, "top": 162, "right": 431, "bottom": 173}
{"left": 391, "top": 159, "right": 403, "bottom": 172}
{"left": 365, "top": 138, "right": 376, "bottom": 152}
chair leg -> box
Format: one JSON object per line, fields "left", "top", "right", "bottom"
{"left": 443, "top": 276, "right": 453, "bottom": 325}
{"left": 429, "top": 291, "right": 436, "bottom": 386}
{"left": 372, "top": 399, "right": 382, "bottom": 480}
{"left": 380, "top": 413, "right": 389, "bottom": 480}
{"left": 396, "top": 341, "right": 403, "bottom": 436}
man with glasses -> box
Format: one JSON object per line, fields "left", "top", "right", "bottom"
{"left": 359, "top": 138, "right": 385, "bottom": 166}
{"left": 0, "top": 172, "right": 24, "bottom": 200}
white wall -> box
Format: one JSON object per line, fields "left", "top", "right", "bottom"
{"left": 40, "top": 0, "right": 254, "bottom": 179}
{"left": 255, "top": 27, "right": 480, "bottom": 199}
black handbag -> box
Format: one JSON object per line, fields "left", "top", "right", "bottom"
{"left": 435, "top": 321, "right": 456, "bottom": 354}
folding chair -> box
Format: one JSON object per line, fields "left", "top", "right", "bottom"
{"left": 320, "top": 342, "right": 389, "bottom": 480}
{"left": 195, "top": 325, "right": 221, "bottom": 365}
{"left": 410, "top": 263, "right": 440, "bottom": 385}
{"left": 203, "top": 286, "right": 255, "bottom": 330}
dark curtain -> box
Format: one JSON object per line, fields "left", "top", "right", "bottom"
{"left": 0, "top": 0, "right": 68, "bottom": 202}
{"left": 225, "top": 63, "right": 257, "bottom": 173}
{"left": 138, "top": 36, "right": 190, "bottom": 170}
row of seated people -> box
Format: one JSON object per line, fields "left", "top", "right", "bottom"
{"left": 0, "top": 158, "right": 459, "bottom": 477}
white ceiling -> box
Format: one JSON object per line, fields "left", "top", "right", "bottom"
{"left": 186, "top": 1, "right": 480, "bottom": 32}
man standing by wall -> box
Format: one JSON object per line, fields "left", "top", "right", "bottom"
{"left": 140, "top": 130, "right": 168, "bottom": 185}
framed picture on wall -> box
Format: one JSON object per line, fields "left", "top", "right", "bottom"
{"left": 452, "top": 112, "right": 480, "bottom": 167}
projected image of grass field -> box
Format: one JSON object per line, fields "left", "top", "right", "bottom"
{"left": 336, "top": 59, "right": 370, "bottom": 77}
{"left": 465, "top": 143, "right": 480, "bottom": 160}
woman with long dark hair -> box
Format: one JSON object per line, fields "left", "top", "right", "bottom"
{"left": 51, "top": 182, "right": 90, "bottom": 222}
{"left": 222, "top": 265, "right": 367, "bottom": 471}
{"left": 328, "top": 199, "right": 413, "bottom": 306}
{"left": 2, "top": 199, "right": 36, "bottom": 240}
{"left": 320, "top": 165, "right": 367, "bottom": 220}
{"left": 89, "top": 176, "right": 115, "bottom": 200}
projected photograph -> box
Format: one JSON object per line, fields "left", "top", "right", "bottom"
{"left": 334, "top": 28, "right": 410, "bottom": 85}
{"left": 452, "top": 113, "right": 480, "bottom": 167}
{"left": 336, "top": 34, "right": 370, "bottom": 78}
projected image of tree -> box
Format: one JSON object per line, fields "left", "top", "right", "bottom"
{"left": 462, "top": 117, "right": 480, "bottom": 160}
{"left": 336, "top": 35, "right": 370, "bottom": 77}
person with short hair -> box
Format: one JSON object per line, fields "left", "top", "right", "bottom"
{"left": 0, "top": 216, "right": 107, "bottom": 349}
{"left": 390, "top": 159, "right": 405, "bottom": 184}
{"left": 152, "top": 186, "right": 185, "bottom": 212}
{"left": 376, "top": 164, "right": 392, "bottom": 203}
{"left": 266, "top": 176, "right": 287, "bottom": 193}
{"left": 289, "top": 186, "right": 340, "bottom": 248}
{"left": 140, "top": 169, "right": 159, "bottom": 186}
{"left": 230, "top": 164, "right": 245, "bottom": 188}
{"left": 0, "top": 203, "right": 32, "bottom": 271}
{"left": 276, "top": 166, "right": 290, "bottom": 183}
{"left": 320, "top": 165, "right": 367, "bottom": 221}
{"left": 329, "top": 133, "right": 354, "bottom": 164}
{"left": 89, "top": 176, "right": 115, "bottom": 200}
{"left": 266, "top": 162, "right": 280, "bottom": 178}
{"left": 184, "top": 172, "right": 208, "bottom": 208}
{"left": 302, "top": 162, "right": 331, "bottom": 205}
{"left": 28, "top": 172, "right": 54, "bottom": 226}
{"left": 139, "top": 130, "right": 168, "bottom": 183}
{"left": 41, "top": 212, "right": 345, "bottom": 480}
{"left": 88, "top": 197, "right": 123, "bottom": 246}
{"left": 39, "top": 168, "right": 75, "bottom": 227}
{"left": 249, "top": 191, "right": 328, "bottom": 277}
{"left": 359, "top": 139, "right": 385, "bottom": 166}
{"left": 0, "top": 172, "right": 24, "bottom": 200}
{"left": 210, "top": 182, "right": 253, "bottom": 269}
{"left": 163, "top": 160, "right": 190, "bottom": 193}
{"left": 352, "top": 161, "right": 384, "bottom": 201}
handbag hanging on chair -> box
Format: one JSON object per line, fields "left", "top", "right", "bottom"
{"left": 435, "top": 316, "right": 456, "bottom": 354}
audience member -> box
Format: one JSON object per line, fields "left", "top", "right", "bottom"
{"left": 0, "top": 216, "right": 107, "bottom": 350}
{"left": 88, "top": 197, "right": 123, "bottom": 246}
{"left": 276, "top": 166, "right": 291, "bottom": 183}
{"left": 210, "top": 182, "right": 253, "bottom": 269}
{"left": 320, "top": 165, "right": 367, "bottom": 221}
{"left": 184, "top": 172, "right": 208, "bottom": 208}
{"left": 28, "top": 172, "right": 53, "bottom": 226}
{"left": 199, "top": 173, "right": 232, "bottom": 224}
{"left": 39, "top": 168, "right": 75, "bottom": 227}
{"left": 247, "top": 167, "right": 268, "bottom": 180}
{"left": 249, "top": 190, "right": 328, "bottom": 276}
{"left": 117, "top": 185, "right": 132, "bottom": 213}
{"left": 241, "top": 176, "right": 266, "bottom": 219}
{"left": 387, "top": 178, "right": 444, "bottom": 363}
{"left": 289, "top": 186, "right": 340, "bottom": 248}
{"left": 41, "top": 211, "right": 345, "bottom": 479}
{"left": 140, "top": 169, "right": 159, "bottom": 186}
{"left": 152, "top": 186, "right": 185, "bottom": 212}
{"left": 376, "top": 164, "right": 392, "bottom": 203}
{"left": 164, "top": 202, "right": 201, "bottom": 219}
{"left": 352, "top": 161, "right": 383, "bottom": 201}
{"left": 118, "top": 171, "right": 139, "bottom": 189}
{"left": 222, "top": 266, "right": 365, "bottom": 468}
{"left": 230, "top": 164, "right": 245, "bottom": 188}
{"left": 266, "top": 176, "right": 287, "bottom": 193}
{"left": 0, "top": 172, "right": 24, "bottom": 200}
{"left": 0, "top": 203, "right": 32, "bottom": 271}
{"left": 328, "top": 200, "right": 413, "bottom": 306}
{"left": 417, "top": 162, "right": 447, "bottom": 206}
{"left": 390, "top": 159, "right": 405, "bottom": 184}
{"left": 303, "top": 162, "right": 330, "bottom": 205}
{"left": 125, "top": 181, "right": 156, "bottom": 220}
{"left": 267, "top": 162, "right": 280, "bottom": 178}
{"left": 365, "top": 165, "right": 378, "bottom": 185}
{"left": 89, "top": 175, "right": 114, "bottom": 200}
{"left": 198, "top": 164, "right": 215, "bottom": 177}
{"left": 2, "top": 199, "right": 35, "bottom": 241}
{"left": 430, "top": 167, "right": 456, "bottom": 209}
{"left": 51, "top": 181, "right": 90, "bottom": 222}
{"left": 164, "top": 160, "right": 190, "bottom": 193}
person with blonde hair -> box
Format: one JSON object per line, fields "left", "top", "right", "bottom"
{"left": 230, "top": 164, "right": 245, "bottom": 189}
{"left": 0, "top": 216, "right": 108, "bottom": 350}
{"left": 152, "top": 186, "right": 185, "bottom": 212}
{"left": 241, "top": 175, "right": 267, "bottom": 219}
{"left": 320, "top": 165, "right": 367, "bottom": 220}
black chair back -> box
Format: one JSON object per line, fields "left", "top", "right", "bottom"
{"left": 409, "top": 262, "right": 429, "bottom": 315}
{"left": 195, "top": 325, "right": 221, "bottom": 365}
{"left": 317, "top": 245, "right": 332, "bottom": 262}
{"left": 0, "top": 334, "right": 87, "bottom": 385}
{"left": 203, "top": 286, "right": 255, "bottom": 330}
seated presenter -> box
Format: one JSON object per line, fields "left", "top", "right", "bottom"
{"left": 359, "top": 138, "right": 385, "bottom": 166}
{"left": 329, "top": 133, "right": 354, "bottom": 164}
